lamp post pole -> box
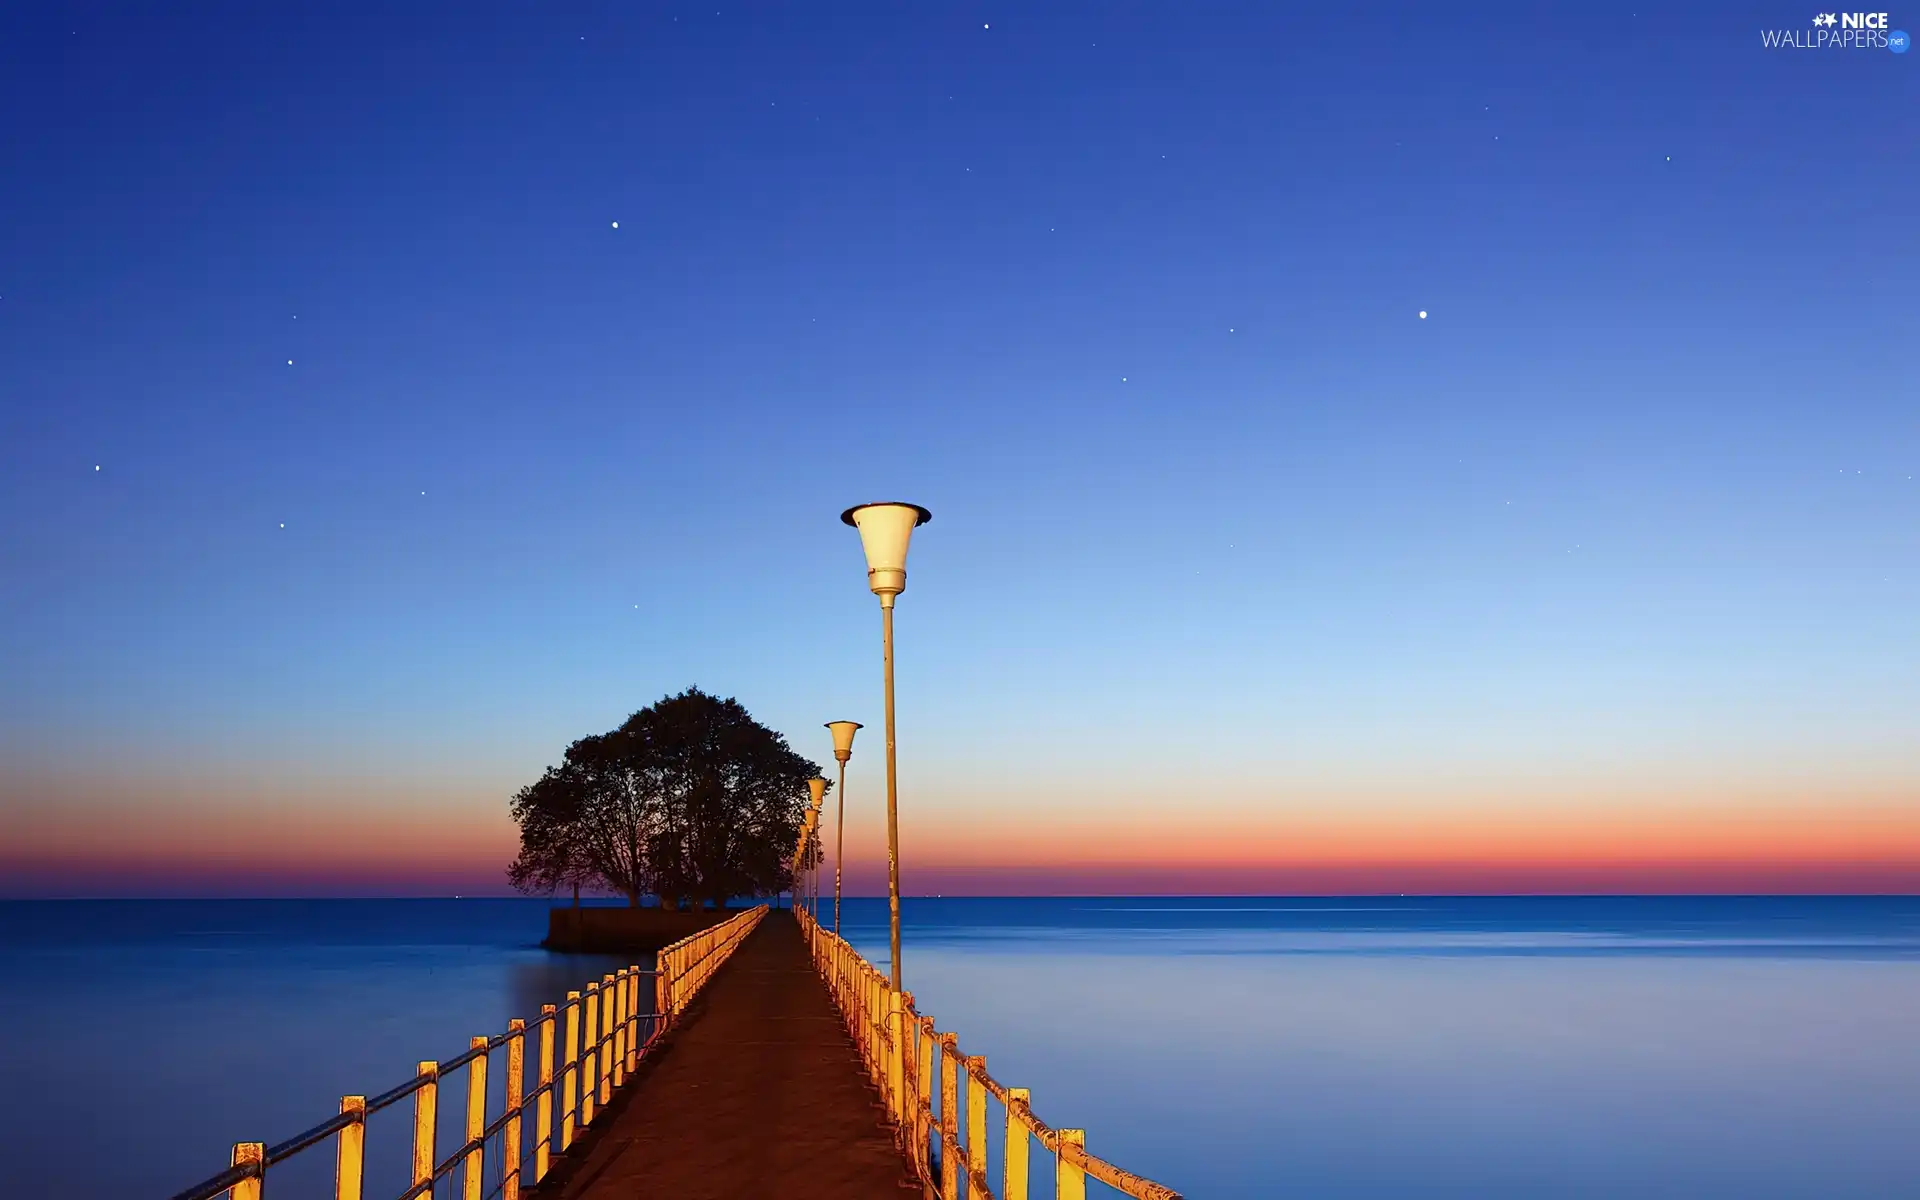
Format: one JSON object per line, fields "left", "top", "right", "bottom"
{"left": 805, "top": 776, "right": 827, "bottom": 925}
{"left": 842, "top": 502, "right": 930, "bottom": 992}
{"left": 826, "top": 722, "right": 862, "bottom": 936}
{"left": 879, "top": 601, "right": 901, "bottom": 984}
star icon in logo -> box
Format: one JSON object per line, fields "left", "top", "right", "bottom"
{"left": 1813, "top": 12, "right": 1838, "bottom": 26}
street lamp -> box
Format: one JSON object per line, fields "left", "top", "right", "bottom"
{"left": 841, "top": 501, "right": 931, "bottom": 990}
{"left": 825, "top": 720, "right": 862, "bottom": 935}
{"left": 807, "top": 777, "right": 827, "bottom": 920}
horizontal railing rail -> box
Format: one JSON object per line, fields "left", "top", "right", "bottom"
{"left": 167, "top": 904, "right": 769, "bottom": 1200}
{"left": 797, "top": 905, "right": 1182, "bottom": 1200}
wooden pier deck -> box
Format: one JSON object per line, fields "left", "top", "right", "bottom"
{"left": 532, "top": 911, "right": 915, "bottom": 1200}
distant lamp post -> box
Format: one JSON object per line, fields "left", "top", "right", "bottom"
{"left": 825, "top": 721, "right": 862, "bottom": 935}
{"left": 794, "top": 785, "right": 824, "bottom": 917}
{"left": 807, "top": 777, "right": 828, "bottom": 919}
{"left": 841, "top": 501, "right": 931, "bottom": 990}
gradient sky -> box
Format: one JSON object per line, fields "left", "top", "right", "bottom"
{"left": 2, "top": 2, "right": 1914, "bottom": 896}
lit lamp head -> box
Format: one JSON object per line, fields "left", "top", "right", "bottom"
{"left": 808, "top": 777, "right": 828, "bottom": 808}
{"left": 841, "top": 502, "right": 932, "bottom": 608}
{"left": 825, "top": 720, "right": 862, "bottom": 763}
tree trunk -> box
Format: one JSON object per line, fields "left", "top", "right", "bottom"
{"left": 626, "top": 888, "right": 640, "bottom": 908}
{"left": 571, "top": 882, "right": 580, "bottom": 909}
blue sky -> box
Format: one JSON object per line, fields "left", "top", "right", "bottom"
{"left": 1, "top": 2, "right": 1913, "bottom": 893}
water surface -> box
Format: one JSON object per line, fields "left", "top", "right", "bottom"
{"left": 1, "top": 896, "right": 1915, "bottom": 1197}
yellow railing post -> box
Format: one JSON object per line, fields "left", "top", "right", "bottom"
{"left": 464, "top": 1037, "right": 488, "bottom": 1200}
{"left": 334, "top": 1096, "right": 365, "bottom": 1200}
{"left": 612, "top": 970, "right": 628, "bottom": 1087}
{"left": 618, "top": 968, "right": 632, "bottom": 1072}
{"left": 599, "top": 973, "right": 616, "bottom": 1106}
{"left": 965, "top": 1056, "right": 988, "bottom": 1199}
{"left": 580, "top": 981, "right": 600, "bottom": 1127}
{"left": 887, "top": 990, "right": 906, "bottom": 1126}
{"left": 939, "top": 1034, "right": 960, "bottom": 1199}
{"left": 655, "top": 963, "right": 670, "bottom": 1028}
{"left": 503, "top": 1020, "right": 525, "bottom": 1200}
{"left": 631, "top": 965, "right": 646, "bottom": 1067}
{"left": 1004, "top": 1088, "right": 1030, "bottom": 1200}
{"left": 1057, "top": 1129, "right": 1087, "bottom": 1200}
{"left": 898, "top": 991, "right": 917, "bottom": 1146}
{"left": 629, "top": 963, "right": 645, "bottom": 1067}
{"left": 560, "top": 992, "right": 580, "bottom": 1150}
{"left": 535, "top": 1006, "right": 555, "bottom": 1182}
{"left": 916, "top": 1016, "right": 936, "bottom": 1182}
{"left": 230, "top": 1142, "right": 264, "bottom": 1200}
{"left": 411, "top": 1062, "right": 438, "bottom": 1195}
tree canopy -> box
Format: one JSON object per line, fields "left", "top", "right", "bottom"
{"left": 507, "top": 687, "right": 824, "bottom": 909}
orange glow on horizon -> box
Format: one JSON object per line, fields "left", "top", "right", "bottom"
{"left": 4, "top": 764, "right": 1916, "bottom": 896}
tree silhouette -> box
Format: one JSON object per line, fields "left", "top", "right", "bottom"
{"left": 506, "top": 764, "right": 598, "bottom": 902}
{"left": 507, "top": 687, "right": 822, "bottom": 909}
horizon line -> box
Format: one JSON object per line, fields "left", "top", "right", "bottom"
{"left": 5, "top": 891, "right": 1918, "bottom": 902}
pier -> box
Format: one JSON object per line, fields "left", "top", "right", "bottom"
{"left": 172, "top": 906, "right": 1181, "bottom": 1200}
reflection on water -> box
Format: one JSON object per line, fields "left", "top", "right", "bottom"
{"left": 0, "top": 896, "right": 1915, "bottom": 1197}
{"left": 838, "top": 896, "right": 1920, "bottom": 1199}
{"left": 0, "top": 899, "right": 635, "bottom": 1199}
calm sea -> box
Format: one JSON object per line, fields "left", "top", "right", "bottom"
{"left": 1, "top": 896, "right": 1916, "bottom": 1198}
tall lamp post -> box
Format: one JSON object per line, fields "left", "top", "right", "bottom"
{"left": 824, "top": 721, "right": 861, "bottom": 936}
{"left": 841, "top": 502, "right": 931, "bottom": 991}
{"left": 806, "top": 777, "right": 827, "bottom": 920}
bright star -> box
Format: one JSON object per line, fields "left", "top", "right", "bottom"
{"left": 1418, "top": 311, "right": 1427, "bottom": 319}
{"left": 611, "top": 221, "right": 619, "bottom": 229}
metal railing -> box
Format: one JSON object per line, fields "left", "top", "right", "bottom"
{"left": 796, "top": 905, "right": 1182, "bottom": 1200}
{"left": 167, "top": 905, "right": 769, "bottom": 1200}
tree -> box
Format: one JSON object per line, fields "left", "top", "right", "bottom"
{"left": 506, "top": 687, "right": 822, "bottom": 909}
{"left": 564, "top": 731, "right": 662, "bottom": 907}
{"left": 622, "top": 687, "right": 823, "bottom": 909}
{"left": 506, "top": 765, "right": 596, "bottom": 900}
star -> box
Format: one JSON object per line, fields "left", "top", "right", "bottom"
{"left": 94, "top": 465, "right": 100, "bottom": 471}
{"left": 1418, "top": 311, "right": 1427, "bottom": 319}
{"left": 287, "top": 359, "right": 293, "bottom": 365}
{"left": 984, "top": 23, "right": 990, "bottom": 29}
{"left": 611, "top": 221, "right": 619, "bottom": 229}
{"left": 279, "top": 523, "right": 285, "bottom": 528}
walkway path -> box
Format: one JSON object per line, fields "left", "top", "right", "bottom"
{"left": 533, "top": 911, "right": 915, "bottom": 1200}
